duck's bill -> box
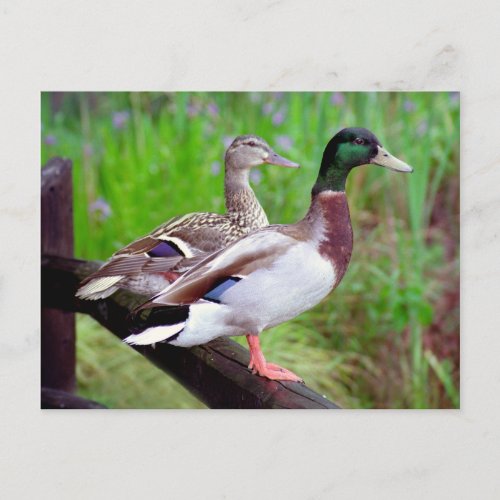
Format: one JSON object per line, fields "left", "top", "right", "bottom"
{"left": 265, "top": 152, "right": 300, "bottom": 168}
{"left": 371, "top": 146, "right": 413, "bottom": 173}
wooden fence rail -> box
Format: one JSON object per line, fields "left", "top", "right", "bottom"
{"left": 41, "top": 158, "right": 340, "bottom": 409}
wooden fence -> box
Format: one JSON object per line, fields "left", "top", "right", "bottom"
{"left": 41, "top": 158, "right": 340, "bottom": 409}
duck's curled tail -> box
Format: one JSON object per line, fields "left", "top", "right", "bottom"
{"left": 124, "top": 305, "right": 190, "bottom": 346}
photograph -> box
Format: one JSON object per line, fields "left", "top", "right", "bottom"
{"left": 41, "top": 91, "right": 460, "bottom": 409}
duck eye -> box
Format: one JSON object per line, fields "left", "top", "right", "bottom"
{"left": 248, "top": 141, "right": 256, "bottom": 147}
{"left": 354, "top": 138, "right": 364, "bottom": 145}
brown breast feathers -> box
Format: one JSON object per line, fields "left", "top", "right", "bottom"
{"left": 316, "top": 192, "right": 353, "bottom": 285}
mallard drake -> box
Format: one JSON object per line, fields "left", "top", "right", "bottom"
{"left": 124, "top": 127, "right": 413, "bottom": 382}
{"left": 76, "top": 135, "right": 299, "bottom": 300}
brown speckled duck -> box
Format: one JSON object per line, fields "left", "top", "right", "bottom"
{"left": 76, "top": 135, "right": 299, "bottom": 300}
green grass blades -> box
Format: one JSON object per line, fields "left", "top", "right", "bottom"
{"left": 42, "top": 91, "right": 459, "bottom": 409}
{"left": 76, "top": 315, "right": 204, "bottom": 409}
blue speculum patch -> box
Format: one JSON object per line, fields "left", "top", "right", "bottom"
{"left": 203, "top": 277, "right": 242, "bottom": 303}
{"left": 147, "top": 241, "right": 183, "bottom": 257}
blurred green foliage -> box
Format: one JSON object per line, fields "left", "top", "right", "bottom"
{"left": 41, "top": 91, "right": 459, "bottom": 408}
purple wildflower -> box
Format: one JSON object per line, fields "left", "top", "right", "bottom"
{"left": 403, "top": 100, "right": 416, "bottom": 112}
{"left": 262, "top": 102, "right": 273, "bottom": 115}
{"left": 223, "top": 136, "right": 235, "bottom": 149}
{"left": 44, "top": 135, "right": 57, "bottom": 146}
{"left": 272, "top": 109, "right": 285, "bottom": 126}
{"left": 112, "top": 111, "right": 129, "bottom": 130}
{"left": 417, "top": 120, "right": 428, "bottom": 137}
{"left": 275, "top": 135, "right": 293, "bottom": 152}
{"left": 207, "top": 102, "right": 219, "bottom": 117}
{"left": 187, "top": 101, "right": 201, "bottom": 118}
{"left": 89, "top": 197, "right": 112, "bottom": 221}
{"left": 330, "top": 92, "right": 345, "bottom": 106}
{"left": 250, "top": 170, "right": 262, "bottom": 185}
{"left": 210, "top": 161, "right": 221, "bottom": 175}
{"left": 273, "top": 92, "right": 284, "bottom": 101}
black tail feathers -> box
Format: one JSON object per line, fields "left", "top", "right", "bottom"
{"left": 127, "top": 305, "right": 190, "bottom": 335}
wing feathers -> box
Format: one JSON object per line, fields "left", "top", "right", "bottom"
{"left": 75, "top": 276, "right": 123, "bottom": 300}
{"left": 147, "top": 230, "right": 295, "bottom": 307}
{"left": 79, "top": 255, "right": 183, "bottom": 282}
{"left": 114, "top": 236, "right": 167, "bottom": 256}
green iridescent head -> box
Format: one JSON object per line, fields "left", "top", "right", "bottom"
{"left": 313, "top": 127, "right": 413, "bottom": 193}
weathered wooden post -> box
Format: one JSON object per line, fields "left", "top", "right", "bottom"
{"left": 41, "top": 158, "right": 76, "bottom": 392}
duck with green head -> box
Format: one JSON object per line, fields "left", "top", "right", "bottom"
{"left": 124, "top": 128, "right": 413, "bottom": 382}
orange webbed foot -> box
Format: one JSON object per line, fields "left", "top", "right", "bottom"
{"left": 246, "top": 335, "right": 303, "bottom": 383}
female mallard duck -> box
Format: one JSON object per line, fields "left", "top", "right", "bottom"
{"left": 76, "top": 135, "right": 299, "bottom": 300}
{"left": 124, "top": 128, "right": 413, "bottom": 382}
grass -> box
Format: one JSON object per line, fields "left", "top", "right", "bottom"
{"left": 41, "top": 91, "right": 460, "bottom": 408}
{"left": 75, "top": 314, "right": 204, "bottom": 409}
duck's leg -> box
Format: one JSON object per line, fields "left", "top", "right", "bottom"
{"left": 246, "top": 335, "right": 303, "bottom": 383}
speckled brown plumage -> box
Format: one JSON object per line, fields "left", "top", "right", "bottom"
{"left": 76, "top": 135, "right": 298, "bottom": 300}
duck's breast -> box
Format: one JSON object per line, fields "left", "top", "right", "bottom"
{"left": 217, "top": 241, "right": 337, "bottom": 331}
{"left": 171, "top": 240, "right": 337, "bottom": 347}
